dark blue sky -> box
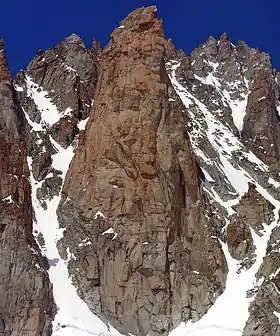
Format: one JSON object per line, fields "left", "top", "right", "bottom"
{"left": 1, "top": 0, "right": 280, "bottom": 76}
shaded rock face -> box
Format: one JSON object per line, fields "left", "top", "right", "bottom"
{"left": 242, "top": 71, "right": 280, "bottom": 172}
{"left": 233, "top": 183, "right": 275, "bottom": 231}
{"left": 226, "top": 216, "right": 253, "bottom": 261}
{"left": 165, "top": 29, "right": 280, "bottom": 336}
{"left": 168, "top": 32, "right": 275, "bottom": 141}
{"left": 57, "top": 6, "right": 226, "bottom": 336}
{"left": 243, "top": 224, "right": 280, "bottom": 336}
{"left": 17, "top": 33, "right": 100, "bottom": 123}
{"left": 226, "top": 183, "right": 275, "bottom": 267}
{"left": 0, "top": 43, "right": 54, "bottom": 336}
{"left": 0, "top": 41, "right": 12, "bottom": 83}
{"left": 14, "top": 34, "right": 100, "bottom": 206}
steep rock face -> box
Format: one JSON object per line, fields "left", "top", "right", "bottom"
{"left": 16, "top": 33, "right": 100, "bottom": 126}
{"left": 57, "top": 7, "right": 227, "bottom": 336}
{"left": 14, "top": 35, "right": 100, "bottom": 207}
{"left": 0, "top": 42, "right": 55, "bottom": 336}
{"left": 11, "top": 33, "right": 106, "bottom": 335}
{"left": 183, "top": 33, "right": 280, "bottom": 176}
{"left": 166, "top": 32, "right": 280, "bottom": 336}
{"left": 242, "top": 71, "right": 280, "bottom": 172}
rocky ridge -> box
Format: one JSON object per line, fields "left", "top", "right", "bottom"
{"left": 57, "top": 6, "right": 226, "bottom": 336}
{"left": 166, "top": 30, "right": 280, "bottom": 335}
{"left": 0, "top": 5, "right": 280, "bottom": 336}
{"left": 0, "top": 41, "right": 55, "bottom": 336}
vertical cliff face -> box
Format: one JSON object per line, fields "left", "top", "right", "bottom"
{"left": 0, "top": 42, "right": 55, "bottom": 336}
{"left": 2, "top": 5, "right": 280, "bottom": 336}
{"left": 242, "top": 70, "right": 280, "bottom": 173}
{"left": 166, "top": 32, "right": 280, "bottom": 335}
{"left": 57, "top": 6, "right": 226, "bottom": 336}
{"left": 12, "top": 33, "right": 103, "bottom": 335}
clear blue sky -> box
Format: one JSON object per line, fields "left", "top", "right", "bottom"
{"left": 1, "top": 0, "right": 280, "bottom": 76}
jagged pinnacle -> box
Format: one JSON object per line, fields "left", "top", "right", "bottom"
{"left": 0, "top": 40, "right": 12, "bottom": 82}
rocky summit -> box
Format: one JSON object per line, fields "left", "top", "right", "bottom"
{"left": 1, "top": 5, "right": 280, "bottom": 336}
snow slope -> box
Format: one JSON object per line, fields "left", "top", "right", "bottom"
{"left": 25, "top": 77, "right": 123, "bottom": 336}
{"left": 167, "top": 60, "right": 280, "bottom": 336}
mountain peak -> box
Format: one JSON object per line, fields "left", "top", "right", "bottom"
{"left": 62, "top": 33, "right": 85, "bottom": 48}
{"left": 113, "top": 5, "right": 162, "bottom": 37}
{"left": 218, "top": 32, "right": 232, "bottom": 60}
{"left": 0, "top": 40, "right": 12, "bottom": 82}
{"left": 219, "top": 31, "right": 229, "bottom": 41}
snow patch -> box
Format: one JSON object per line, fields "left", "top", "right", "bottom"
{"left": 14, "top": 84, "right": 24, "bottom": 92}
{"left": 63, "top": 107, "right": 73, "bottom": 117}
{"left": 78, "top": 117, "right": 89, "bottom": 131}
{"left": 25, "top": 75, "right": 60, "bottom": 126}
{"left": 277, "top": 104, "right": 280, "bottom": 117}
{"left": 102, "top": 227, "right": 118, "bottom": 240}
{"left": 94, "top": 211, "right": 105, "bottom": 219}
{"left": 3, "top": 195, "right": 14, "bottom": 203}
{"left": 64, "top": 64, "right": 77, "bottom": 73}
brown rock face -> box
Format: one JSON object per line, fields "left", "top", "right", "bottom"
{"left": 226, "top": 216, "right": 253, "bottom": 260}
{"left": 13, "top": 33, "right": 100, "bottom": 210}
{"left": 233, "top": 183, "right": 275, "bottom": 232}
{"left": 58, "top": 6, "right": 226, "bottom": 336}
{"left": 242, "top": 71, "right": 280, "bottom": 172}
{"left": 217, "top": 32, "right": 232, "bottom": 61}
{"left": 0, "top": 41, "right": 12, "bottom": 82}
{"left": 0, "top": 44, "right": 22, "bottom": 137}
{"left": 0, "top": 42, "right": 55, "bottom": 335}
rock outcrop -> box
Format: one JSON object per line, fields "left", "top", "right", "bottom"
{"left": 242, "top": 71, "right": 280, "bottom": 172}
{"left": 0, "top": 41, "right": 55, "bottom": 336}
{"left": 16, "top": 33, "right": 100, "bottom": 126}
{"left": 1, "top": 5, "right": 280, "bottom": 336}
{"left": 166, "top": 28, "right": 280, "bottom": 336}
{"left": 14, "top": 34, "right": 100, "bottom": 207}
{"left": 57, "top": 6, "right": 227, "bottom": 336}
